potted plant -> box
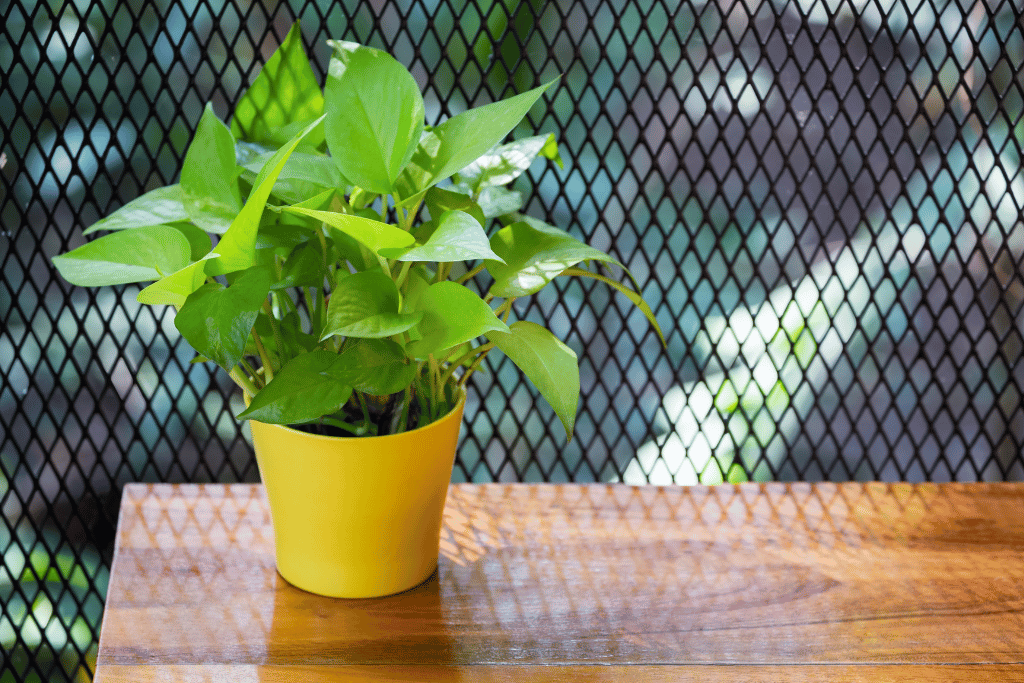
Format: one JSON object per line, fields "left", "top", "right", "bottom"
{"left": 53, "top": 22, "right": 663, "bottom": 598}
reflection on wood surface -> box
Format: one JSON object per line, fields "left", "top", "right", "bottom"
{"left": 96, "top": 483, "right": 1024, "bottom": 681}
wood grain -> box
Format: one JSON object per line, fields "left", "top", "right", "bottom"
{"left": 95, "top": 483, "right": 1024, "bottom": 680}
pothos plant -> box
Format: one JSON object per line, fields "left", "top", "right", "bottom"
{"left": 53, "top": 23, "right": 663, "bottom": 439}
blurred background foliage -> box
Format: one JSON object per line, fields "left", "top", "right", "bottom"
{"left": 2, "top": 0, "right": 1023, "bottom": 680}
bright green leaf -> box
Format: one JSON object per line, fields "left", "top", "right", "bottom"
{"left": 284, "top": 207, "right": 414, "bottom": 255}
{"left": 563, "top": 266, "right": 666, "bottom": 347}
{"left": 237, "top": 350, "right": 355, "bottom": 424}
{"left": 394, "top": 77, "right": 558, "bottom": 201}
{"left": 473, "top": 185, "right": 523, "bottom": 219}
{"left": 380, "top": 210, "right": 505, "bottom": 263}
{"left": 324, "top": 43, "right": 424, "bottom": 193}
{"left": 425, "top": 186, "right": 485, "bottom": 226}
{"left": 52, "top": 225, "right": 192, "bottom": 287}
{"left": 454, "top": 133, "right": 563, "bottom": 192}
{"left": 82, "top": 185, "right": 189, "bottom": 235}
{"left": 486, "top": 321, "right": 579, "bottom": 439}
{"left": 485, "top": 220, "right": 622, "bottom": 297}
{"left": 231, "top": 21, "right": 325, "bottom": 149}
{"left": 181, "top": 103, "right": 242, "bottom": 234}
{"left": 405, "top": 281, "right": 509, "bottom": 359}
{"left": 210, "top": 115, "right": 325, "bottom": 275}
{"left": 322, "top": 270, "right": 422, "bottom": 339}
{"left": 174, "top": 268, "right": 272, "bottom": 370}
{"left": 136, "top": 255, "right": 217, "bottom": 306}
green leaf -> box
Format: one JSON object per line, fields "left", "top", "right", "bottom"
{"left": 180, "top": 103, "right": 242, "bottom": 234}
{"left": 324, "top": 43, "right": 425, "bottom": 193}
{"left": 473, "top": 185, "right": 523, "bottom": 219}
{"left": 136, "top": 255, "right": 217, "bottom": 306}
{"left": 343, "top": 338, "right": 416, "bottom": 396}
{"left": 425, "top": 186, "right": 485, "bottom": 226}
{"left": 322, "top": 270, "right": 422, "bottom": 339}
{"left": 82, "top": 185, "right": 189, "bottom": 235}
{"left": 454, "top": 133, "right": 563, "bottom": 192}
{"left": 394, "top": 77, "right": 558, "bottom": 201}
{"left": 275, "top": 240, "right": 331, "bottom": 290}
{"left": 237, "top": 350, "right": 356, "bottom": 424}
{"left": 380, "top": 210, "right": 505, "bottom": 263}
{"left": 210, "top": 115, "right": 325, "bottom": 275}
{"left": 283, "top": 207, "right": 414, "bottom": 255}
{"left": 231, "top": 21, "right": 325, "bottom": 149}
{"left": 486, "top": 321, "right": 579, "bottom": 439}
{"left": 563, "top": 267, "right": 666, "bottom": 347}
{"left": 405, "top": 281, "right": 509, "bottom": 359}
{"left": 171, "top": 223, "right": 214, "bottom": 261}
{"left": 174, "top": 268, "right": 272, "bottom": 370}
{"left": 52, "top": 225, "right": 192, "bottom": 286}
{"left": 485, "top": 220, "right": 622, "bottom": 297}
{"left": 240, "top": 149, "right": 346, "bottom": 204}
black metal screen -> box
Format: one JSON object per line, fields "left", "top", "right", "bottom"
{"left": 2, "top": 0, "right": 1023, "bottom": 680}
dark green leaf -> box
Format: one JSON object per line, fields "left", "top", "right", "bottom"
{"left": 231, "top": 22, "right": 325, "bottom": 149}
{"left": 405, "top": 281, "right": 509, "bottom": 359}
{"left": 343, "top": 338, "right": 416, "bottom": 396}
{"left": 181, "top": 104, "right": 242, "bottom": 234}
{"left": 171, "top": 222, "right": 214, "bottom": 261}
{"left": 322, "top": 270, "right": 422, "bottom": 339}
{"left": 454, "top": 133, "right": 563, "bottom": 192}
{"left": 52, "top": 225, "right": 192, "bottom": 286}
{"left": 210, "top": 115, "right": 325, "bottom": 275}
{"left": 174, "top": 267, "right": 272, "bottom": 370}
{"left": 486, "top": 321, "right": 579, "bottom": 438}
{"left": 275, "top": 240, "right": 331, "bottom": 290}
{"left": 283, "top": 207, "right": 414, "bottom": 255}
{"left": 485, "top": 220, "right": 622, "bottom": 297}
{"left": 324, "top": 43, "right": 425, "bottom": 193}
{"left": 237, "top": 350, "right": 356, "bottom": 424}
{"left": 380, "top": 210, "right": 504, "bottom": 263}
{"left": 82, "top": 185, "right": 189, "bottom": 235}
{"left": 563, "top": 267, "right": 666, "bottom": 347}
{"left": 394, "top": 77, "right": 558, "bottom": 201}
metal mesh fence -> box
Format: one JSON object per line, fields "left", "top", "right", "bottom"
{"left": 2, "top": 0, "right": 1023, "bottom": 680}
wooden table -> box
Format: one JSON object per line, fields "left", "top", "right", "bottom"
{"left": 94, "top": 482, "right": 1024, "bottom": 681}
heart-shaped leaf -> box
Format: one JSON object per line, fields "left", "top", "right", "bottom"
{"left": 405, "top": 281, "right": 509, "bottom": 359}
{"left": 322, "top": 270, "right": 422, "bottom": 339}
{"left": 237, "top": 350, "right": 356, "bottom": 424}
{"left": 380, "top": 210, "right": 504, "bottom": 263}
{"left": 394, "top": 77, "right": 558, "bottom": 202}
{"left": 82, "top": 185, "right": 189, "bottom": 235}
{"left": 425, "top": 186, "right": 485, "bottom": 226}
{"left": 324, "top": 43, "right": 424, "bottom": 193}
{"left": 343, "top": 338, "right": 417, "bottom": 396}
{"left": 485, "top": 220, "right": 622, "bottom": 297}
{"left": 486, "top": 321, "right": 579, "bottom": 438}
{"left": 181, "top": 104, "right": 242, "bottom": 234}
{"left": 52, "top": 225, "right": 192, "bottom": 287}
{"left": 174, "top": 267, "right": 273, "bottom": 370}
{"left": 454, "top": 133, "right": 563, "bottom": 192}
{"left": 231, "top": 21, "right": 325, "bottom": 149}
{"left": 136, "top": 255, "right": 218, "bottom": 306}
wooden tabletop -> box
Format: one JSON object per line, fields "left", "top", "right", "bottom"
{"left": 94, "top": 482, "right": 1024, "bottom": 681}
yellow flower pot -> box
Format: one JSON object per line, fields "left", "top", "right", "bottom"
{"left": 249, "top": 393, "right": 465, "bottom": 598}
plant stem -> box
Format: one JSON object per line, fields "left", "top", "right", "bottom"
{"left": 263, "top": 299, "right": 286, "bottom": 360}
{"left": 458, "top": 346, "right": 495, "bottom": 390}
{"left": 398, "top": 385, "right": 412, "bottom": 434}
{"left": 238, "top": 357, "right": 262, "bottom": 389}
{"left": 229, "top": 367, "right": 259, "bottom": 398}
{"left": 251, "top": 330, "right": 274, "bottom": 382}
{"left": 395, "top": 260, "right": 412, "bottom": 289}
{"left": 441, "top": 342, "right": 493, "bottom": 386}
{"left": 455, "top": 264, "right": 485, "bottom": 284}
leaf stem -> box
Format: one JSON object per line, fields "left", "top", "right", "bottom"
{"left": 398, "top": 384, "right": 412, "bottom": 434}
{"left": 229, "top": 368, "right": 259, "bottom": 399}
{"left": 455, "top": 264, "right": 485, "bottom": 284}
{"left": 441, "top": 342, "right": 493, "bottom": 386}
{"left": 251, "top": 330, "right": 274, "bottom": 381}
{"left": 457, "top": 346, "right": 495, "bottom": 390}
{"left": 262, "top": 299, "right": 286, "bottom": 361}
